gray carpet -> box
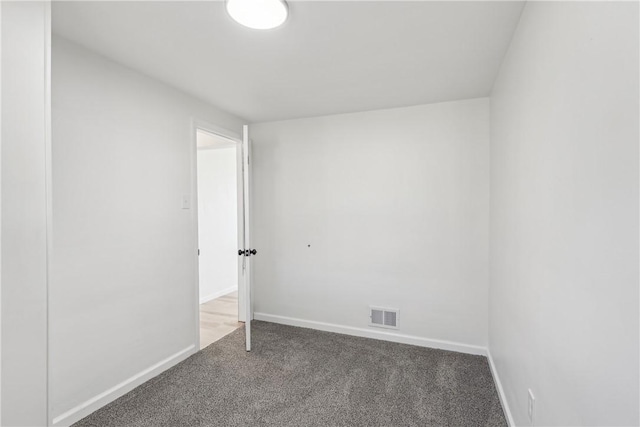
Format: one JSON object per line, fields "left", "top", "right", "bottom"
{"left": 73, "top": 321, "right": 507, "bottom": 427}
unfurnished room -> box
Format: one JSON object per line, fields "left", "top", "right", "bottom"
{"left": 1, "top": 1, "right": 638, "bottom": 426}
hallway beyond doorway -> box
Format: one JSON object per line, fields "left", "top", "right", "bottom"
{"left": 199, "top": 291, "right": 242, "bottom": 349}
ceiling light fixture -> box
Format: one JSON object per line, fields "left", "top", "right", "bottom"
{"left": 226, "top": 0, "right": 288, "bottom": 30}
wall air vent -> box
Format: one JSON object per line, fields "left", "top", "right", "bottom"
{"left": 369, "top": 306, "right": 399, "bottom": 329}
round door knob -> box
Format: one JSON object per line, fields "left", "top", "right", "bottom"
{"left": 249, "top": 249, "right": 257, "bottom": 255}
{"left": 238, "top": 250, "right": 245, "bottom": 256}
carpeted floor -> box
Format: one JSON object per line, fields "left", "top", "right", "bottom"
{"left": 73, "top": 321, "right": 507, "bottom": 427}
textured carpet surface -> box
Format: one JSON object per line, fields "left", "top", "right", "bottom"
{"left": 73, "top": 321, "right": 506, "bottom": 427}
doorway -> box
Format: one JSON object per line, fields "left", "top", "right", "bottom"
{"left": 196, "top": 127, "right": 242, "bottom": 349}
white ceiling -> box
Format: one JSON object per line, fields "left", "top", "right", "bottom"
{"left": 52, "top": 1, "right": 525, "bottom": 123}
{"left": 196, "top": 129, "right": 236, "bottom": 148}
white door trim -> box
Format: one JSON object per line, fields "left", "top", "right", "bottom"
{"left": 44, "top": 1, "right": 53, "bottom": 425}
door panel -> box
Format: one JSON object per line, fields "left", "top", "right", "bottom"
{"left": 236, "top": 143, "right": 246, "bottom": 323}
{"left": 242, "top": 125, "right": 252, "bottom": 351}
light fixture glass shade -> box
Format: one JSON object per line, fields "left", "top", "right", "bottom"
{"left": 226, "top": 0, "right": 288, "bottom": 30}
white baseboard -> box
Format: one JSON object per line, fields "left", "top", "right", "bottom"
{"left": 253, "top": 312, "right": 487, "bottom": 356}
{"left": 487, "top": 350, "right": 515, "bottom": 427}
{"left": 51, "top": 344, "right": 197, "bottom": 427}
{"left": 199, "top": 286, "right": 237, "bottom": 304}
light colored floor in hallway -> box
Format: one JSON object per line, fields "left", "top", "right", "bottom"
{"left": 200, "top": 291, "right": 242, "bottom": 349}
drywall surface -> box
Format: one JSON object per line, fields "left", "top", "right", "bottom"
{"left": 197, "top": 146, "right": 238, "bottom": 302}
{"left": 251, "top": 99, "right": 490, "bottom": 347}
{"left": 1, "top": 2, "right": 50, "bottom": 425}
{"left": 51, "top": 36, "right": 244, "bottom": 424}
{"left": 489, "top": 2, "right": 639, "bottom": 425}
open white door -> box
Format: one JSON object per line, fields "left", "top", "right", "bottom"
{"left": 241, "top": 124, "right": 252, "bottom": 351}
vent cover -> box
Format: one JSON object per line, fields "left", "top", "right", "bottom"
{"left": 369, "top": 306, "right": 399, "bottom": 329}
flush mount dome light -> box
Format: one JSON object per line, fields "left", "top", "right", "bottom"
{"left": 226, "top": 0, "right": 288, "bottom": 30}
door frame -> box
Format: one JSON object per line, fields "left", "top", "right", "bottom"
{"left": 190, "top": 119, "right": 244, "bottom": 350}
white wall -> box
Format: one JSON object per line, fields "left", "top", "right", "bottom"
{"left": 489, "top": 2, "right": 639, "bottom": 426}
{"left": 197, "top": 146, "right": 238, "bottom": 303}
{"left": 1, "top": 2, "right": 50, "bottom": 425}
{"left": 250, "top": 98, "right": 490, "bottom": 350}
{"left": 50, "top": 36, "right": 244, "bottom": 425}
